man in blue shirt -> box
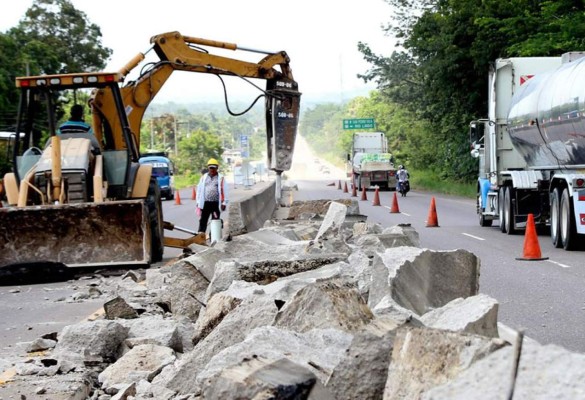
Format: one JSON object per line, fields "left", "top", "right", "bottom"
{"left": 58, "top": 104, "right": 93, "bottom": 134}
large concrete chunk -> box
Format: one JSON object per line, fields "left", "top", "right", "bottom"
{"left": 201, "top": 356, "right": 333, "bottom": 400}
{"left": 53, "top": 320, "right": 128, "bottom": 366}
{"left": 192, "top": 293, "right": 242, "bottom": 345}
{"left": 197, "top": 326, "right": 352, "bottom": 387}
{"left": 118, "top": 316, "right": 184, "bottom": 352}
{"left": 288, "top": 199, "right": 360, "bottom": 220}
{"left": 383, "top": 327, "right": 505, "bottom": 399}
{"left": 422, "top": 341, "right": 585, "bottom": 400}
{"left": 182, "top": 247, "right": 227, "bottom": 281}
{"left": 316, "top": 201, "right": 348, "bottom": 240}
{"left": 421, "top": 294, "right": 499, "bottom": 337}
{"left": 98, "top": 344, "right": 175, "bottom": 389}
{"left": 163, "top": 260, "right": 209, "bottom": 322}
{"left": 326, "top": 318, "right": 399, "bottom": 400}
{"left": 369, "top": 247, "right": 480, "bottom": 315}
{"left": 206, "top": 255, "right": 346, "bottom": 301}
{"left": 274, "top": 280, "right": 373, "bottom": 333}
{"left": 163, "top": 295, "right": 279, "bottom": 395}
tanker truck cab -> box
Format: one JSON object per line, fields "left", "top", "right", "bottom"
{"left": 472, "top": 53, "right": 585, "bottom": 250}
{"left": 139, "top": 155, "right": 175, "bottom": 200}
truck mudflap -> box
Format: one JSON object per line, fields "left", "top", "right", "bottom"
{"left": 0, "top": 200, "right": 150, "bottom": 268}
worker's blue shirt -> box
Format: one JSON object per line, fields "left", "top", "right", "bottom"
{"left": 58, "top": 120, "right": 93, "bottom": 135}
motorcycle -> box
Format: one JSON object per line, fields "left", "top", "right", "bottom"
{"left": 398, "top": 180, "right": 410, "bottom": 197}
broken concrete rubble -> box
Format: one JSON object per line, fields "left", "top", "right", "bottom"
{"left": 2, "top": 199, "right": 585, "bottom": 400}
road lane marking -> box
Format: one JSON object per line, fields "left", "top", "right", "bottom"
{"left": 462, "top": 233, "right": 485, "bottom": 241}
{"left": 382, "top": 206, "right": 410, "bottom": 216}
{"left": 546, "top": 259, "right": 572, "bottom": 268}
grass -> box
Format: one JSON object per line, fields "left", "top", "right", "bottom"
{"left": 409, "top": 169, "right": 476, "bottom": 198}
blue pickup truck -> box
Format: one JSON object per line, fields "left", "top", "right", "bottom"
{"left": 139, "top": 155, "right": 175, "bottom": 200}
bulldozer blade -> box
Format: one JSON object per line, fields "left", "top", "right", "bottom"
{"left": 0, "top": 200, "right": 150, "bottom": 269}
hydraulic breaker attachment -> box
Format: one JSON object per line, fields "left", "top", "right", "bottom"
{"left": 0, "top": 200, "right": 151, "bottom": 268}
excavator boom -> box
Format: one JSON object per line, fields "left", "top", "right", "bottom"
{"left": 92, "top": 31, "right": 301, "bottom": 172}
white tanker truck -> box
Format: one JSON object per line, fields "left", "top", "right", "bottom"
{"left": 471, "top": 53, "right": 585, "bottom": 250}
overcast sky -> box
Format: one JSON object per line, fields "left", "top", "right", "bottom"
{"left": 0, "top": 0, "right": 396, "bottom": 105}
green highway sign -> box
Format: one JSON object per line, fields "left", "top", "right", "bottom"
{"left": 343, "top": 118, "right": 375, "bottom": 130}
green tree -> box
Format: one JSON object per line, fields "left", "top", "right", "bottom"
{"left": 176, "top": 128, "right": 223, "bottom": 180}
{"left": 12, "top": 0, "right": 111, "bottom": 75}
{"left": 0, "top": 0, "right": 112, "bottom": 131}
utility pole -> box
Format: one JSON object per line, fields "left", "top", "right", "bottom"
{"left": 150, "top": 118, "right": 154, "bottom": 149}
{"left": 174, "top": 115, "right": 178, "bottom": 156}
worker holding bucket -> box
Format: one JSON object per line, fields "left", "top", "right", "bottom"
{"left": 196, "top": 158, "right": 228, "bottom": 241}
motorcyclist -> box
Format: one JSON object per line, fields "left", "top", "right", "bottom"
{"left": 397, "top": 164, "right": 410, "bottom": 195}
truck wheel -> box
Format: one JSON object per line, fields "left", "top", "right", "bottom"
{"left": 550, "top": 188, "right": 562, "bottom": 248}
{"left": 498, "top": 187, "right": 506, "bottom": 233}
{"left": 504, "top": 187, "right": 516, "bottom": 234}
{"left": 147, "top": 178, "right": 164, "bottom": 262}
{"left": 477, "top": 192, "right": 492, "bottom": 227}
{"left": 560, "top": 189, "right": 577, "bottom": 250}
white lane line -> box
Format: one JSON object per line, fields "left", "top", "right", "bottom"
{"left": 382, "top": 206, "right": 410, "bottom": 216}
{"left": 462, "top": 233, "right": 486, "bottom": 241}
{"left": 546, "top": 259, "right": 572, "bottom": 269}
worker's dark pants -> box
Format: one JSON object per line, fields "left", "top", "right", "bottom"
{"left": 198, "top": 201, "right": 221, "bottom": 233}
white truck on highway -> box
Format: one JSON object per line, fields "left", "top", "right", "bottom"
{"left": 349, "top": 132, "right": 396, "bottom": 190}
{"left": 471, "top": 53, "right": 585, "bottom": 250}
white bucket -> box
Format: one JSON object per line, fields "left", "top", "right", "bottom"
{"left": 209, "top": 219, "right": 223, "bottom": 243}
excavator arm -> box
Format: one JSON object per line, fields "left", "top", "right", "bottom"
{"left": 91, "top": 31, "right": 301, "bottom": 172}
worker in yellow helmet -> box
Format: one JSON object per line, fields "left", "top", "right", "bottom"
{"left": 196, "top": 158, "right": 228, "bottom": 234}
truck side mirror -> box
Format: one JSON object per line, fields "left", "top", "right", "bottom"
{"left": 469, "top": 122, "right": 478, "bottom": 143}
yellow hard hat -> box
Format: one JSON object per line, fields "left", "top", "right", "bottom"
{"left": 207, "top": 158, "right": 219, "bottom": 167}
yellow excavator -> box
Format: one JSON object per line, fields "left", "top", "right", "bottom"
{"left": 0, "top": 31, "right": 301, "bottom": 269}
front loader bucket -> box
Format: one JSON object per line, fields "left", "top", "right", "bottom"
{"left": 0, "top": 200, "right": 151, "bottom": 269}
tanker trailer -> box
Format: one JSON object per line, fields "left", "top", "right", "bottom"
{"left": 470, "top": 53, "right": 585, "bottom": 250}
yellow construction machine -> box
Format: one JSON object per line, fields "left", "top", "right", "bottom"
{"left": 0, "top": 31, "right": 300, "bottom": 269}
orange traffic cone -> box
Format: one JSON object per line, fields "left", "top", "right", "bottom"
{"left": 426, "top": 197, "right": 439, "bottom": 227}
{"left": 338, "top": 180, "right": 342, "bottom": 190}
{"left": 516, "top": 214, "right": 548, "bottom": 261}
{"left": 360, "top": 186, "right": 368, "bottom": 201}
{"left": 372, "top": 187, "right": 381, "bottom": 206}
{"left": 351, "top": 180, "right": 357, "bottom": 197}
{"left": 175, "top": 190, "right": 182, "bottom": 205}
{"left": 191, "top": 187, "right": 197, "bottom": 200}
{"left": 343, "top": 181, "right": 349, "bottom": 193}
{"left": 390, "top": 192, "right": 400, "bottom": 213}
